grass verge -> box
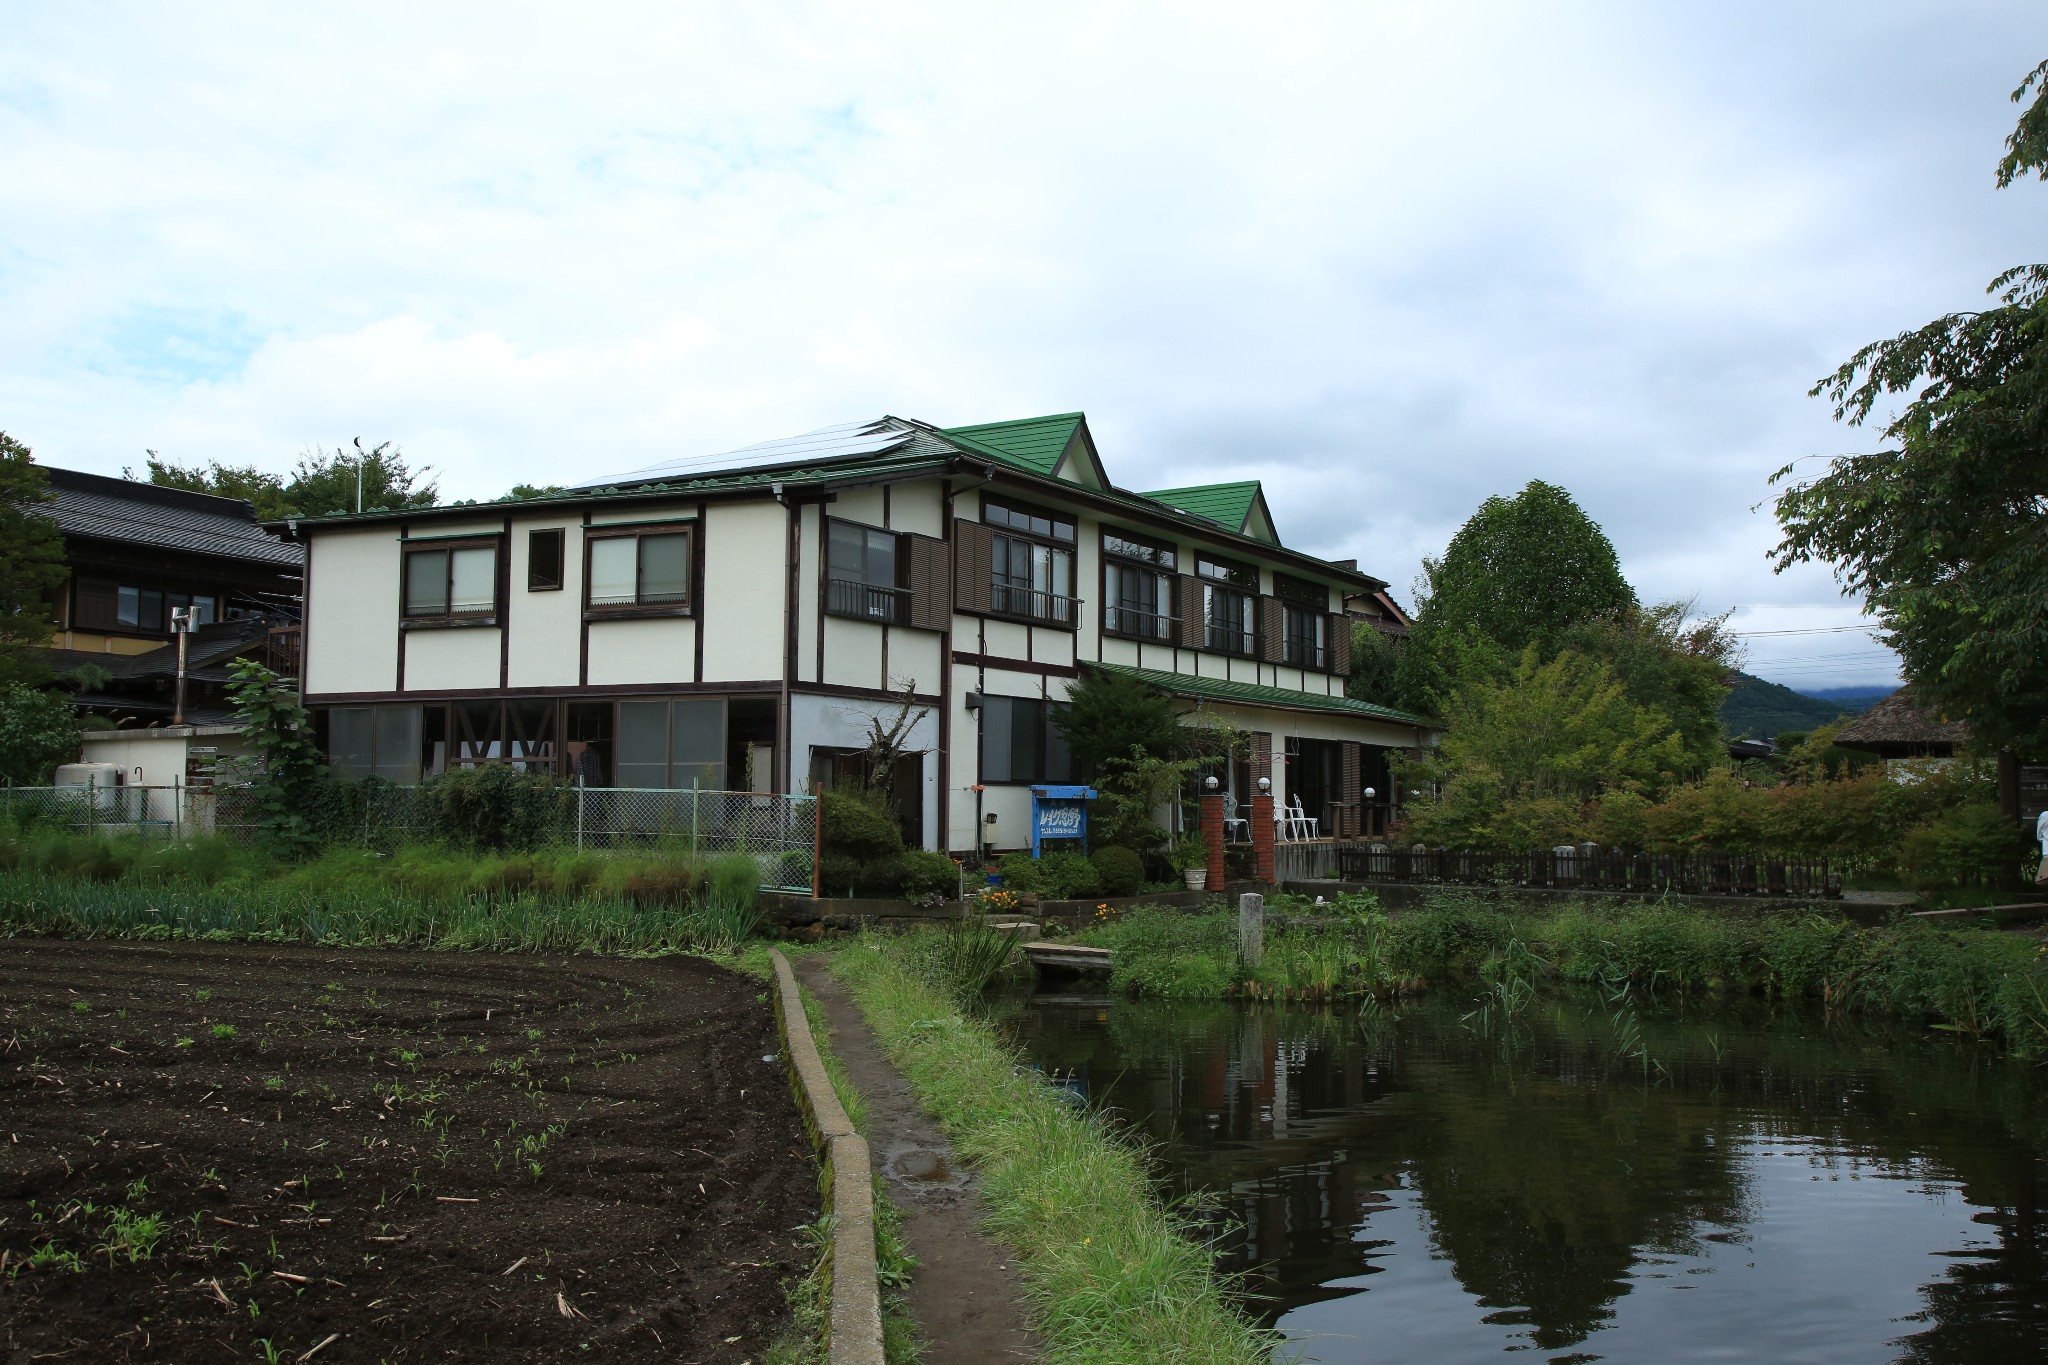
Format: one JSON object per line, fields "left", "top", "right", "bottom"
{"left": 832, "top": 941, "right": 1275, "bottom": 1365}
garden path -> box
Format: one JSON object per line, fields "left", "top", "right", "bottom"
{"left": 793, "top": 955, "right": 1041, "bottom": 1365}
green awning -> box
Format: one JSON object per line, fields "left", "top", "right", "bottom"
{"left": 1087, "top": 662, "right": 1428, "bottom": 727}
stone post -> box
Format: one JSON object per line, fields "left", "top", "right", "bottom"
{"left": 1228, "top": 896, "right": 1261, "bottom": 970}
{"left": 1238, "top": 891, "right": 1265, "bottom": 968}
{"left": 1199, "top": 791, "right": 1227, "bottom": 891}
{"left": 1251, "top": 793, "right": 1277, "bottom": 884}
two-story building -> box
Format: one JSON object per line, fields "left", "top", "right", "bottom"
{"left": 39, "top": 467, "right": 304, "bottom": 725}
{"left": 281, "top": 412, "right": 1430, "bottom": 855}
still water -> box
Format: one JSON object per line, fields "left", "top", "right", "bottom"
{"left": 997, "top": 990, "right": 2048, "bottom": 1364}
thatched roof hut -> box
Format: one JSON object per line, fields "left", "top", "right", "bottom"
{"left": 1832, "top": 687, "right": 1970, "bottom": 759}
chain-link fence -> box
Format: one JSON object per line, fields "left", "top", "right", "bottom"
{"left": 1, "top": 782, "right": 818, "bottom": 893}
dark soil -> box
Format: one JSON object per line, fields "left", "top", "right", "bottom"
{"left": 793, "top": 956, "right": 1041, "bottom": 1364}
{"left": 0, "top": 939, "right": 816, "bottom": 1364}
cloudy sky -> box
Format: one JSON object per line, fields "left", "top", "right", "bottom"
{"left": 4, "top": 3, "right": 2041, "bottom": 691}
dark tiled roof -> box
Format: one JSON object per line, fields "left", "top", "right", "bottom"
{"left": 44, "top": 468, "right": 303, "bottom": 569}
{"left": 1087, "top": 661, "right": 1428, "bottom": 726}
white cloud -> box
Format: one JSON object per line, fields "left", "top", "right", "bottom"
{"left": 2, "top": 0, "right": 2041, "bottom": 690}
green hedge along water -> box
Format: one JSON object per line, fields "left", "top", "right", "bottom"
{"left": 999, "top": 989, "right": 2048, "bottom": 1364}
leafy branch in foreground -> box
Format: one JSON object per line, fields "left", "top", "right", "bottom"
{"left": 1771, "top": 58, "right": 2048, "bottom": 755}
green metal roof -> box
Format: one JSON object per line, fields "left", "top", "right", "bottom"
{"left": 942, "top": 413, "right": 1084, "bottom": 476}
{"left": 1089, "top": 662, "right": 1427, "bottom": 726}
{"left": 1139, "top": 481, "right": 1262, "bottom": 532}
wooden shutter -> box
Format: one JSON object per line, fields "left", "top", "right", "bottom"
{"left": 953, "top": 519, "right": 995, "bottom": 615}
{"left": 1176, "top": 575, "right": 1204, "bottom": 649}
{"left": 906, "top": 533, "right": 951, "bottom": 632}
{"left": 74, "top": 578, "right": 119, "bottom": 630}
{"left": 1340, "top": 742, "right": 1362, "bottom": 837}
{"left": 1327, "top": 613, "right": 1352, "bottom": 675}
{"left": 1258, "top": 597, "right": 1286, "bottom": 663}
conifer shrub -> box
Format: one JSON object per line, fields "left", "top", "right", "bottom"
{"left": 1090, "top": 845, "right": 1145, "bottom": 897}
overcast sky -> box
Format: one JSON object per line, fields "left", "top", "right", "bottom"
{"left": 4, "top": 4, "right": 2041, "bottom": 691}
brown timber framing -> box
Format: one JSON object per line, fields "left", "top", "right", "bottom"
{"left": 499, "top": 513, "right": 512, "bottom": 689}
{"left": 305, "top": 680, "right": 781, "bottom": 705}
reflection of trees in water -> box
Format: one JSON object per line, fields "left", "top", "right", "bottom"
{"left": 1005, "top": 989, "right": 2048, "bottom": 1354}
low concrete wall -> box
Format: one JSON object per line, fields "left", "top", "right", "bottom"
{"left": 763, "top": 887, "right": 1218, "bottom": 934}
{"left": 766, "top": 950, "right": 884, "bottom": 1365}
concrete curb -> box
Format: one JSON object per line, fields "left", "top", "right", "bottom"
{"left": 768, "top": 948, "right": 885, "bottom": 1365}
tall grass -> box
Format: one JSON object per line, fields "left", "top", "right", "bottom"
{"left": 832, "top": 943, "right": 1275, "bottom": 1365}
{"left": 1076, "top": 895, "right": 2048, "bottom": 1059}
{"left": 0, "top": 822, "right": 771, "bottom": 955}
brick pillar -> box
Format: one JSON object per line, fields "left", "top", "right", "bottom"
{"left": 1199, "top": 792, "right": 1227, "bottom": 889}
{"left": 1251, "top": 793, "right": 1276, "bottom": 885}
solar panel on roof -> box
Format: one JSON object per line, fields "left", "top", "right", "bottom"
{"left": 571, "top": 418, "right": 913, "bottom": 490}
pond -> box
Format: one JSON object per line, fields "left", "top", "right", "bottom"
{"left": 997, "top": 987, "right": 2048, "bottom": 1364}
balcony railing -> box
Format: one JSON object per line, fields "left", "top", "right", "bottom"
{"left": 1104, "top": 605, "right": 1176, "bottom": 640}
{"left": 992, "top": 582, "right": 1079, "bottom": 627}
{"left": 1204, "top": 623, "right": 1255, "bottom": 655}
{"left": 826, "top": 577, "right": 906, "bottom": 624}
{"left": 1283, "top": 639, "right": 1326, "bottom": 669}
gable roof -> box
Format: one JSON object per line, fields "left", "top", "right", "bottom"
{"left": 1138, "top": 480, "right": 1278, "bottom": 544}
{"left": 943, "top": 413, "right": 1083, "bottom": 476}
{"left": 1088, "top": 662, "right": 1427, "bottom": 726}
{"left": 44, "top": 468, "right": 303, "bottom": 569}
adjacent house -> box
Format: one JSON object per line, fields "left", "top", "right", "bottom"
{"left": 280, "top": 413, "right": 1431, "bottom": 855}
{"left": 37, "top": 468, "right": 305, "bottom": 724}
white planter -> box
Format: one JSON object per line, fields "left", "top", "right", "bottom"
{"left": 1182, "top": 869, "right": 1208, "bottom": 891}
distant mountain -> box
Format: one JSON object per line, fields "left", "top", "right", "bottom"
{"left": 1719, "top": 672, "right": 1855, "bottom": 740}
{"left": 1793, "top": 686, "right": 1890, "bottom": 714}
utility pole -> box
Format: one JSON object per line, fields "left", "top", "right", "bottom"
{"left": 170, "top": 606, "right": 193, "bottom": 724}
{"left": 352, "top": 436, "right": 367, "bottom": 514}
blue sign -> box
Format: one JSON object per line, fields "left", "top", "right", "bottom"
{"left": 1029, "top": 784, "right": 1099, "bottom": 858}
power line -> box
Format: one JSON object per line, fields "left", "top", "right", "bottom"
{"left": 1730, "top": 625, "right": 1882, "bottom": 637}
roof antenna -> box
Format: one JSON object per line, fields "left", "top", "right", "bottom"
{"left": 352, "top": 436, "right": 366, "bottom": 514}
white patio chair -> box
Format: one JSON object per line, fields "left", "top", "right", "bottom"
{"left": 1285, "top": 795, "right": 1319, "bottom": 841}
{"left": 1221, "top": 794, "right": 1249, "bottom": 843}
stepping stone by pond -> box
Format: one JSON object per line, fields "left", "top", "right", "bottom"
{"left": 1022, "top": 942, "right": 1114, "bottom": 976}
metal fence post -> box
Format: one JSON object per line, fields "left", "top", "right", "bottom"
{"left": 691, "top": 780, "right": 700, "bottom": 857}
{"left": 576, "top": 784, "right": 585, "bottom": 853}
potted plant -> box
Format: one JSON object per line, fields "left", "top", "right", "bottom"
{"left": 1169, "top": 831, "right": 1211, "bottom": 890}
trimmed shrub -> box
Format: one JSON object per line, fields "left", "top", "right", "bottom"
{"left": 1091, "top": 845, "right": 1145, "bottom": 897}
{"left": 1037, "top": 851, "right": 1102, "bottom": 900}
{"left": 821, "top": 790, "right": 905, "bottom": 861}
{"left": 900, "top": 849, "right": 959, "bottom": 899}
{"left": 996, "top": 851, "right": 1045, "bottom": 893}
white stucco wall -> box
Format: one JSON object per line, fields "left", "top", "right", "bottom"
{"left": 304, "top": 527, "right": 400, "bottom": 695}
{"left": 506, "top": 515, "right": 583, "bottom": 689}
{"left": 403, "top": 626, "right": 501, "bottom": 691}
{"left": 699, "top": 500, "right": 786, "bottom": 682}
{"left": 585, "top": 617, "right": 695, "bottom": 686}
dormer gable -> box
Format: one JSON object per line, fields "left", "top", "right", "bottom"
{"left": 942, "top": 413, "right": 1106, "bottom": 489}
{"left": 1138, "top": 480, "right": 1280, "bottom": 546}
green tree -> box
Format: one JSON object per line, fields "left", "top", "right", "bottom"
{"left": 1397, "top": 480, "right": 1636, "bottom": 710}
{"left": 0, "top": 432, "right": 68, "bottom": 685}
{"left": 1053, "top": 667, "right": 1184, "bottom": 776}
{"left": 1345, "top": 620, "right": 1403, "bottom": 707}
{"left": 1400, "top": 646, "right": 1690, "bottom": 849}
{"left": 1771, "top": 59, "right": 2048, "bottom": 755}
{"left": 137, "top": 440, "right": 437, "bottom": 520}
{"left": 223, "top": 659, "right": 329, "bottom": 853}
{"left": 0, "top": 683, "right": 79, "bottom": 784}
{"left": 1556, "top": 600, "right": 1736, "bottom": 779}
